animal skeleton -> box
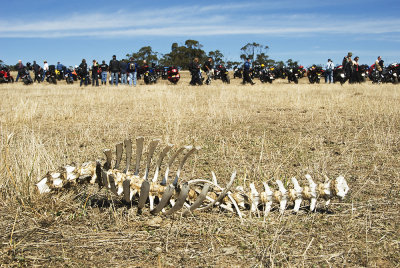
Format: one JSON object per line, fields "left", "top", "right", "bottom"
{"left": 36, "top": 137, "right": 350, "bottom": 219}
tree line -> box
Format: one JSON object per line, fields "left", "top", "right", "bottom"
{"left": 1, "top": 40, "right": 300, "bottom": 70}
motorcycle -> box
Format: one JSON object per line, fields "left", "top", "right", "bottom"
{"left": 144, "top": 68, "right": 157, "bottom": 85}
{"left": 0, "top": 65, "right": 14, "bottom": 83}
{"left": 358, "top": 64, "right": 369, "bottom": 82}
{"left": 64, "top": 67, "right": 75, "bottom": 84}
{"left": 382, "top": 63, "right": 399, "bottom": 84}
{"left": 46, "top": 65, "right": 57, "bottom": 84}
{"left": 307, "top": 65, "right": 324, "bottom": 84}
{"left": 333, "top": 65, "right": 346, "bottom": 84}
{"left": 286, "top": 66, "right": 299, "bottom": 84}
{"left": 20, "top": 67, "right": 33, "bottom": 85}
{"left": 233, "top": 66, "right": 242, "bottom": 79}
{"left": 217, "top": 65, "right": 230, "bottom": 84}
{"left": 162, "top": 66, "right": 169, "bottom": 80}
{"left": 167, "top": 66, "right": 180, "bottom": 84}
{"left": 260, "top": 66, "right": 275, "bottom": 83}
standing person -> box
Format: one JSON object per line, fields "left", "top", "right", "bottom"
{"left": 109, "top": 55, "right": 120, "bottom": 86}
{"left": 79, "top": 59, "right": 88, "bottom": 87}
{"left": 32, "top": 61, "right": 42, "bottom": 83}
{"left": 189, "top": 58, "right": 202, "bottom": 85}
{"left": 203, "top": 57, "right": 213, "bottom": 85}
{"left": 325, "top": 59, "right": 334, "bottom": 84}
{"left": 42, "top": 60, "right": 49, "bottom": 81}
{"left": 341, "top": 52, "right": 353, "bottom": 84}
{"left": 91, "top": 60, "right": 99, "bottom": 86}
{"left": 352, "top": 56, "right": 360, "bottom": 83}
{"left": 15, "top": 60, "right": 24, "bottom": 82}
{"left": 375, "top": 56, "right": 383, "bottom": 73}
{"left": 99, "top": 60, "right": 108, "bottom": 85}
{"left": 56, "top": 61, "right": 64, "bottom": 77}
{"left": 120, "top": 59, "right": 128, "bottom": 85}
{"left": 242, "top": 58, "right": 255, "bottom": 85}
{"left": 127, "top": 57, "right": 137, "bottom": 86}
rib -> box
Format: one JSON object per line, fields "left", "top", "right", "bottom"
{"left": 124, "top": 139, "right": 132, "bottom": 173}
{"left": 134, "top": 137, "right": 145, "bottom": 175}
{"left": 144, "top": 139, "right": 160, "bottom": 180}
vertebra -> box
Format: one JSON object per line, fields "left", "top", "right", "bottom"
{"left": 36, "top": 137, "right": 350, "bottom": 219}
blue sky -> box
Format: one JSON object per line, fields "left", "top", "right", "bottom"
{"left": 1, "top": 0, "right": 399, "bottom": 67}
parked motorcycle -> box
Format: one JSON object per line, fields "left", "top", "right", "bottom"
{"left": 286, "top": 66, "right": 299, "bottom": 84}
{"left": 167, "top": 66, "right": 180, "bottom": 84}
{"left": 233, "top": 66, "right": 242, "bottom": 79}
{"left": 307, "top": 65, "right": 324, "bottom": 84}
{"left": 217, "top": 64, "right": 230, "bottom": 84}
{"left": 20, "top": 67, "right": 33, "bottom": 85}
{"left": 144, "top": 68, "right": 157, "bottom": 85}
{"left": 46, "top": 65, "right": 57, "bottom": 84}
{"left": 0, "top": 65, "right": 14, "bottom": 83}
{"left": 260, "top": 66, "right": 275, "bottom": 83}
{"left": 333, "top": 65, "right": 346, "bottom": 84}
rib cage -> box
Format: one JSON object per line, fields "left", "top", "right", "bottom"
{"left": 36, "top": 137, "right": 350, "bottom": 219}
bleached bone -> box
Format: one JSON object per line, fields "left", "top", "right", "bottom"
{"left": 289, "top": 177, "right": 303, "bottom": 213}
{"left": 249, "top": 183, "right": 260, "bottom": 213}
{"left": 36, "top": 137, "right": 350, "bottom": 219}
{"left": 114, "top": 142, "right": 123, "bottom": 170}
{"left": 165, "top": 183, "right": 190, "bottom": 215}
{"left": 151, "top": 185, "right": 175, "bottom": 215}
{"left": 196, "top": 171, "right": 236, "bottom": 212}
{"left": 304, "top": 174, "right": 317, "bottom": 211}
{"left": 162, "top": 146, "right": 186, "bottom": 186}
{"left": 137, "top": 180, "right": 150, "bottom": 213}
{"left": 173, "top": 146, "right": 199, "bottom": 186}
{"left": 103, "top": 149, "right": 112, "bottom": 171}
{"left": 152, "top": 144, "right": 174, "bottom": 183}
{"left": 144, "top": 139, "right": 160, "bottom": 180}
{"left": 261, "top": 182, "right": 273, "bottom": 218}
{"left": 188, "top": 178, "right": 240, "bottom": 217}
{"left": 124, "top": 139, "right": 132, "bottom": 173}
{"left": 134, "top": 137, "right": 144, "bottom": 175}
{"left": 183, "top": 183, "right": 210, "bottom": 216}
{"left": 275, "top": 180, "right": 287, "bottom": 214}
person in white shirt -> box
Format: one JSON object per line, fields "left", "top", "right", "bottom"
{"left": 42, "top": 60, "right": 49, "bottom": 81}
{"left": 325, "top": 59, "right": 334, "bottom": 83}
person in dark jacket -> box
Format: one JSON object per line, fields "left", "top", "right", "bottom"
{"left": 99, "top": 60, "right": 108, "bottom": 85}
{"left": 109, "top": 55, "right": 120, "bottom": 86}
{"left": 32, "top": 60, "right": 42, "bottom": 83}
{"left": 91, "top": 60, "right": 99, "bottom": 86}
{"left": 203, "top": 57, "right": 213, "bottom": 85}
{"left": 79, "top": 59, "right": 88, "bottom": 87}
{"left": 120, "top": 60, "right": 128, "bottom": 85}
{"left": 242, "top": 58, "right": 255, "bottom": 85}
{"left": 341, "top": 52, "right": 353, "bottom": 84}
{"left": 127, "top": 57, "right": 137, "bottom": 86}
{"left": 15, "top": 60, "right": 24, "bottom": 82}
{"left": 189, "top": 58, "right": 202, "bottom": 85}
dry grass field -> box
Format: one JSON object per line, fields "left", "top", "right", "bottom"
{"left": 1, "top": 72, "right": 399, "bottom": 267}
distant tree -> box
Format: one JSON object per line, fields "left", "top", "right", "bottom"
{"left": 240, "top": 42, "right": 269, "bottom": 61}
{"left": 256, "top": 53, "right": 275, "bottom": 66}
{"left": 126, "top": 46, "right": 159, "bottom": 64}
{"left": 286, "top": 59, "right": 299, "bottom": 68}
{"left": 159, "top": 40, "right": 207, "bottom": 69}
{"left": 207, "top": 50, "right": 224, "bottom": 64}
{"left": 226, "top": 61, "right": 241, "bottom": 69}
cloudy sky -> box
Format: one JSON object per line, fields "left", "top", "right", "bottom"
{"left": 1, "top": 0, "right": 399, "bottom": 67}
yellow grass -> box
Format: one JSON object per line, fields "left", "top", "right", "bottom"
{"left": 1, "top": 73, "right": 399, "bottom": 267}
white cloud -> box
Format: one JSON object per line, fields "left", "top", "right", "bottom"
{"left": 0, "top": 4, "right": 400, "bottom": 39}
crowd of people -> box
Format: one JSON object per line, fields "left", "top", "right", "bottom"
{"left": 4, "top": 52, "right": 397, "bottom": 86}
